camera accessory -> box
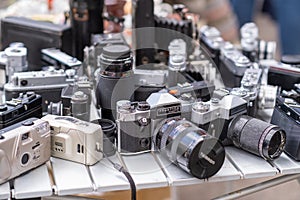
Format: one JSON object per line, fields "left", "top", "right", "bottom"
{"left": 4, "top": 68, "right": 76, "bottom": 112}
{"left": 96, "top": 44, "right": 134, "bottom": 121}
{"left": 116, "top": 101, "right": 151, "bottom": 154}
{"left": 42, "top": 114, "right": 103, "bottom": 165}
{"left": 0, "top": 92, "right": 42, "bottom": 129}
{"left": 156, "top": 118, "right": 225, "bottom": 179}
{"left": 191, "top": 95, "right": 247, "bottom": 141}
{"left": 91, "top": 118, "right": 117, "bottom": 157}
{"left": 1, "top": 16, "right": 72, "bottom": 70}
{"left": 41, "top": 48, "right": 82, "bottom": 71}
{"left": 219, "top": 42, "right": 252, "bottom": 88}
{"left": 271, "top": 91, "right": 300, "bottom": 160}
{"left": 228, "top": 115, "right": 286, "bottom": 160}
{"left": 70, "top": 0, "right": 104, "bottom": 60}
{"left": 0, "top": 118, "right": 51, "bottom": 184}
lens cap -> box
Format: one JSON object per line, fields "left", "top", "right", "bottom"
{"left": 102, "top": 45, "right": 131, "bottom": 60}
{"left": 189, "top": 137, "right": 225, "bottom": 179}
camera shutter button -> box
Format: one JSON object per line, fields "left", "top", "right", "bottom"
{"left": 137, "top": 102, "right": 150, "bottom": 111}
{"left": 22, "top": 120, "right": 34, "bottom": 126}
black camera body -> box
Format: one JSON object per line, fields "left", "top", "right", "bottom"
{"left": 0, "top": 92, "right": 42, "bottom": 129}
{"left": 271, "top": 87, "right": 300, "bottom": 160}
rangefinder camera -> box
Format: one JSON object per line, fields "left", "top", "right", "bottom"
{"left": 42, "top": 115, "right": 103, "bottom": 165}
{"left": 116, "top": 92, "right": 182, "bottom": 154}
{"left": 4, "top": 68, "right": 76, "bottom": 112}
{"left": 0, "top": 91, "right": 42, "bottom": 129}
{"left": 0, "top": 118, "right": 51, "bottom": 184}
{"left": 271, "top": 87, "right": 300, "bottom": 160}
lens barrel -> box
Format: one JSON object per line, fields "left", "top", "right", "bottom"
{"left": 228, "top": 115, "right": 286, "bottom": 160}
{"left": 96, "top": 44, "right": 134, "bottom": 121}
{"left": 156, "top": 119, "right": 225, "bottom": 179}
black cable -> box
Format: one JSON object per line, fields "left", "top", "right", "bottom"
{"left": 99, "top": 149, "right": 137, "bottom": 200}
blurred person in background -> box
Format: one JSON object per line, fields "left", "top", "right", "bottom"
{"left": 230, "top": 0, "right": 300, "bottom": 55}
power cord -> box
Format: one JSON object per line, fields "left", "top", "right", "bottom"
{"left": 99, "top": 149, "right": 137, "bottom": 200}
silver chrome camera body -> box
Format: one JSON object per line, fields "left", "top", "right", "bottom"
{"left": 191, "top": 95, "right": 248, "bottom": 141}
{"left": 4, "top": 68, "right": 76, "bottom": 112}
{"left": 213, "top": 68, "right": 263, "bottom": 116}
{"left": 42, "top": 115, "right": 103, "bottom": 165}
{"left": 0, "top": 118, "right": 51, "bottom": 184}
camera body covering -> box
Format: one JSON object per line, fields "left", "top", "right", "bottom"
{"left": 0, "top": 118, "right": 51, "bottom": 184}
{"left": 42, "top": 114, "right": 103, "bottom": 165}
{"left": 0, "top": 92, "right": 42, "bottom": 129}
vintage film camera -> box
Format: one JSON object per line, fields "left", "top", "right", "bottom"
{"left": 271, "top": 85, "right": 300, "bottom": 160}
{"left": 117, "top": 92, "right": 226, "bottom": 179}
{"left": 42, "top": 115, "right": 103, "bottom": 165}
{"left": 213, "top": 68, "right": 263, "bottom": 116}
{"left": 0, "top": 92, "right": 42, "bottom": 129}
{"left": 191, "top": 94, "right": 286, "bottom": 160}
{"left": 48, "top": 76, "right": 92, "bottom": 122}
{"left": 4, "top": 68, "right": 76, "bottom": 112}
{"left": 0, "top": 118, "right": 51, "bottom": 184}
{"left": 240, "top": 22, "right": 276, "bottom": 62}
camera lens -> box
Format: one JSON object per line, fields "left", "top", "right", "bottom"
{"left": 100, "top": 45, "right": 132, "bottom": 78}
{"left": 21, "top": 153, "right": 30, "bottom": 165}
{"left": 96, "top": 44, "right": 134, "bottom": 121}
{"left": 156, "top": 119, "right": 225, "bottom": 179}
{"left": 228, "top": 115, "right": 286, "bottom": 160}
{"left": 91, "top": 119, "right": 117, "bottom": 156}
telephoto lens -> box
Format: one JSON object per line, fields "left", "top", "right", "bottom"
{"left": 228, "top": 115, "right": 286, "bottom": 160}
{"left": 91, "top": 118, "right": 117, "bottom": 156}
{"left": 156, "top": 119, "right": 225, "bottom": 179}
{"left": 96, "top": 44, "right": 134, "bottom": 121}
